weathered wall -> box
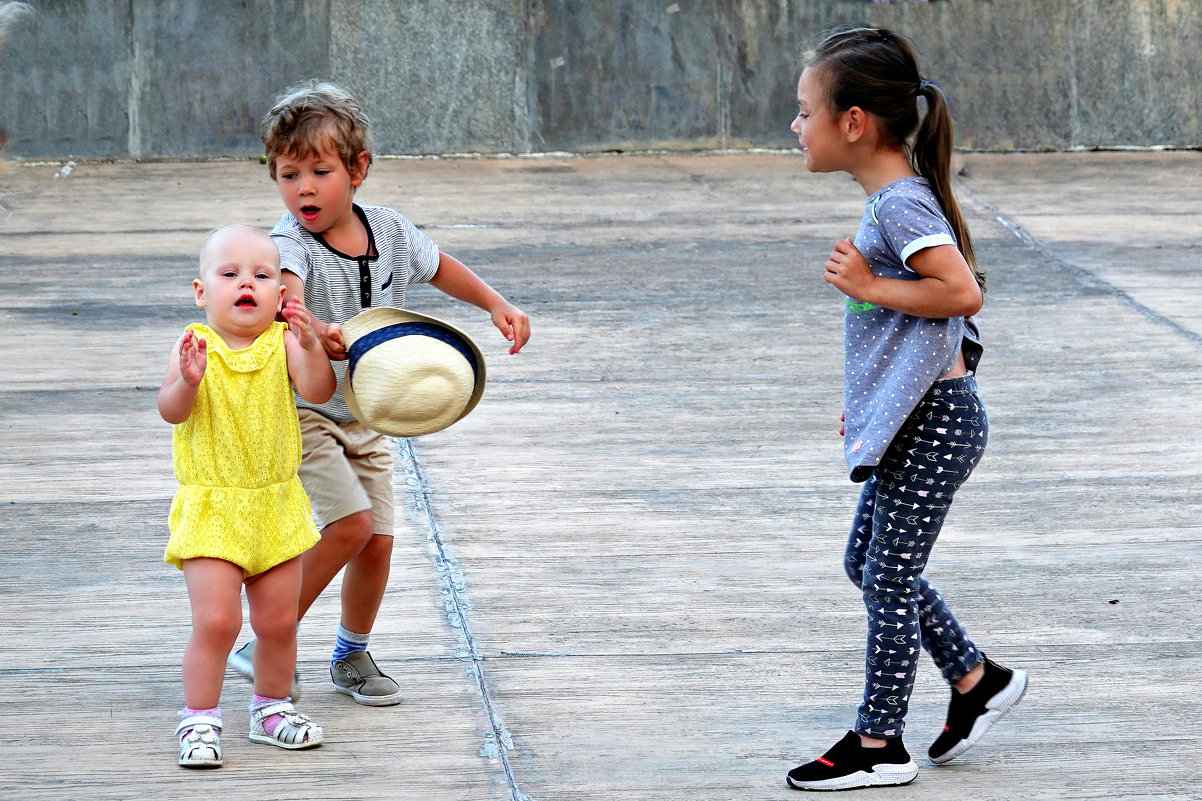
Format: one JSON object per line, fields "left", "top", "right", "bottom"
{"left": 1, "top": 0, "right": 1199, "bottom": 160}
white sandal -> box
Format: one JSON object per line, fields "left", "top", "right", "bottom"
{"left": 248, "top": 701, "right": 323, "bottom": 750}
{"left": 176, "top": 714, "right": 222, "bottom": 767}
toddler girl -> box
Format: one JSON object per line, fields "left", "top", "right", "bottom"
{"left": 158, "top": 224, "right": 336, "bottom": 767}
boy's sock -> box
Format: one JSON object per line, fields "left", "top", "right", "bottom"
{"left": 249, "top": 694, "right": 289, "bottom": 735}
{"left": 178, "top": 706, "right": 222, "bottom": 741}
{"left": 331, "top": 624, "right": 370, "bottom": 664}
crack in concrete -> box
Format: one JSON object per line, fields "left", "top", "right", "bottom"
{"left": 398, "top": 438, "right": 532, "bottom": 801}
{"left": 958, "top": 181, "right": 1202, "bottom": 347}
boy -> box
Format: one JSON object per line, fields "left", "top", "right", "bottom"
{"left": 229, "top": 81, "right": 530, "bottom": 705}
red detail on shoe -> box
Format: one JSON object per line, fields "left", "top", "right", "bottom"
{"left": 943, "top": 725, "right": 949, "bottom": 733}
{"left": 817, "top": 757, "right": 835, "bottom": 767}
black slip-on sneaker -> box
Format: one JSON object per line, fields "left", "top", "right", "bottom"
{"left": 929, "top": 655, "right": 1028, "bottom": 764}
{"left": 787, "top": 730, "right": 918, "bottom": 791}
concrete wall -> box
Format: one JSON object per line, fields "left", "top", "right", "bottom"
{"left": 2, "top": 0, "right": 1199, "bottom": 160}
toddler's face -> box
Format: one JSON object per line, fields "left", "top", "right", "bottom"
{"left": 273, "top": 138, "right": 366, "bottom": 236}
{"left": 194, "top": 227, "right": 285, "bottom": 343}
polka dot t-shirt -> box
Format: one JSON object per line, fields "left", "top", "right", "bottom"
{"left": 843, "top": 176, "right": 982, "bottom": 482}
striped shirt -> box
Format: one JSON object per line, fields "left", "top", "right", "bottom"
{"left": 272, "top": 203, "right": 440, "bottom": 423}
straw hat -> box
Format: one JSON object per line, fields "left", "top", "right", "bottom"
{"left": 341, "top": 307, "right": 486, "bottom": 437}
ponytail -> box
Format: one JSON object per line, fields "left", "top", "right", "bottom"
{"left": 914, "top": 82, "right": 984, "bottom": 293}
{"left": 805, "top": 27, "right": 985, "bottom": 294}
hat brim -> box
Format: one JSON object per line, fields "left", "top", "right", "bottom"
{"left": 342, "top": 307, "right": 486, "bottom": 436}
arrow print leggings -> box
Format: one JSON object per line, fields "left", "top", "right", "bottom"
{"left": 843, "top": 374, "right": 988, "bottom": 739}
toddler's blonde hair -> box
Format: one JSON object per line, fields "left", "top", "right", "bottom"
{"left": 197, "top": 224, "right": 278, "bottom": 278}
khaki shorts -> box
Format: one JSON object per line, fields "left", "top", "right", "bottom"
{"left": 297, "top": 407, "right": 395, "bottom": 536}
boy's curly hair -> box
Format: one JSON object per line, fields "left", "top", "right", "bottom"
{"left": 261, "top": 80, "right": 373, "bottom": 180}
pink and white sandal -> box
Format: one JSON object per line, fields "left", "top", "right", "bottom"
{"left": 248, "top": 701, "right": 323, "bottom": 750}
{"left": 176, "top": 714, "right": 222, "bottom": 767}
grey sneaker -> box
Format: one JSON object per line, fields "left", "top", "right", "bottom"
{"left": 331, "top": 651, "right": 403, "bottom": 706}
{"left": 227, "top": 640, "right": 302, "bottom": 701}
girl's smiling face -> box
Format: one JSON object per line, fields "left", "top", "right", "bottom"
{"left": 194, "top": 226, "right": 285, "bottom": 347}
{"left": 791, "top": 66, "right": 847, "bottom": 174}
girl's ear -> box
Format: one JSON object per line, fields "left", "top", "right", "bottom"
{"left": 193, "top": 278, "right": 206, "bottom": 308}
{"left": 844, "top": 106, "right": 869, "bottom": 143}
{"left": 350, "top": 150, "right": 371, "bottom": 187}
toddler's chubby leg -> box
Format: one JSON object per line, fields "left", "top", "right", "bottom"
{"left": 177, "top": 558, "right": 241, "bottom": 767}
{"left": 245, "top": 557, "right": 322, "bottom": 747}
{"left": 181, "top": 558, "right": 244, "bottom": 708}
{"left": 244, "top": 556, "right": 302, "bottom": 700}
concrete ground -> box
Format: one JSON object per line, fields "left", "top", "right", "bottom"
{"left": 0, "top": 150, "right": 1199, "bottom": 800}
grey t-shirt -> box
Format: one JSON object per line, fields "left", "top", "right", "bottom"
{"left": 272, "top": 203, "right": 440, "bottom": 423}
{"left": 843, "top": 177, "right": 982, "bottom": 482}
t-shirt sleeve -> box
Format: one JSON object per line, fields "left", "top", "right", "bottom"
{"left": 874, "top": 193, "right": 957, "bottom": 271}
{"left": 396, "top": 213, "right": 440, "bottom": 285}
{"left": 272, "top": 232, "right": 313, "bottom": 283}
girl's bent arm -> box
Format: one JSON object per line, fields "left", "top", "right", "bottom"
{"left": 282, "top": 270, "right": 346, "bottom": 359}
{"left": 282, "top": 297, "right": 337, "bottom": 403}
{"left": 826, "top": 240, "right": 982, "bottom": 318}
{"left": 158, "top": 332, "right": 204, "bottom": 424}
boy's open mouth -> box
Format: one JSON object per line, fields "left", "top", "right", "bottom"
{"left": 300, "top": 205, "right": 320, "bottom": 221}
{"left": 235, "top": 294, "right": 257, "bottom": 307}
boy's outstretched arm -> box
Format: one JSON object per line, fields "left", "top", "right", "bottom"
{"left": 281, "top": 296, "right": 337, "bottom": 403}
{"left": 158, "top": 330, "right": 206, "bottom": 424}
{"left": 429, "top": 251, "right": 530, "bottom": 354}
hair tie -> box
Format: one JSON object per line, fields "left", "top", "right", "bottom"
{"left": 918, "top": 79, "right": 939, "bottom": 93}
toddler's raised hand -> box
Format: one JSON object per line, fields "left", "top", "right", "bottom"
{"left": 824, "top": 237, "right": 875, "bottom": 301}
{"left": 282, "top": 296, "right": 320, "bottom": 350}
{"left": 179, "top": 329, "right": 207, "bottom": 386}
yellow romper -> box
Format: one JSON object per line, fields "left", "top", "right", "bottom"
{"left": 165, "top": 321, "right": 320, "bottom": 576}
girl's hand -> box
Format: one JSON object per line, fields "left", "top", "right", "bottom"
{"left": 281, "top": 296, "right": 320, "bottom": 350}
{"left": 824, "top": 238, "right": 876, "bottom": 301}
{"left": 839, "top": 412, "right": 845, "bottom": 437}
{"left": 490, "top": 301, "right": 531, "bottom": 355}
{"left": 283, "top": 306, "right": 337, "bottom": 404}
{"left": 179, "top": 329, "right": 207, "bottom": 385}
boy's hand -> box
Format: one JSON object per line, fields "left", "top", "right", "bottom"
{"left": 179, "top": 329, "right": 207, "bottom": 385}
{"left": 321, "top": 323, "right": 348, "bottom": 360}
{"left": 824, "top": 238, "right": 876, "bottom": 302}
{"left": 281, "top": 296, "right": 320, "bottom": 350}
{"left": 490, "top": 301, "right": 530, "bottom": 355}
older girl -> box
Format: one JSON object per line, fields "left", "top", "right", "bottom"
{"left": 785, "top": 27, "right": 1027, "bottom": 791}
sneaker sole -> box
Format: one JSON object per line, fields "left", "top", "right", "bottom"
{"left": 930, "top": 668, "right": 1028, "bottom": 765}
{"left": 787, "top": 761, "right": 919, "bottom": 791}
{"left": 227, "top": 646, "right": 302, "bottom": 701}
{"left": 227, "top": 649, "right": 254, "bottom": 682}
{"left": 334, "top": 685, "right": 403, "bottom": 706}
